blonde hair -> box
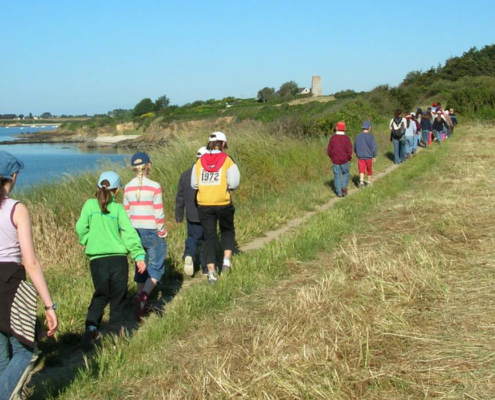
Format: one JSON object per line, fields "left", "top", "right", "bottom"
{"left": 132, "top": 163, "right": 151, "bottom": 201}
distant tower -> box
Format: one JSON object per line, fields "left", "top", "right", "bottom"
{"left": 311, "top": 76, "right": 322, "bottom": 97}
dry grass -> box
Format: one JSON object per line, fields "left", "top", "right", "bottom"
{"left": 92, "top": 125, "right": 495, "bottom": 399}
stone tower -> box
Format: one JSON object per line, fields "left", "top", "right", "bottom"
{"left": 311, "top": 76, "right": 322, "bottom": 97}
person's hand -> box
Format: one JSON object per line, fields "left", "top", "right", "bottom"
{"left": 136, "top": 260, "right": 147, "bottom": 274}
{"left": 45, "top": 309, "right": 58, "bottom": 337}
{"left": 372, "top": 158, "right": 376, "bottom": 163}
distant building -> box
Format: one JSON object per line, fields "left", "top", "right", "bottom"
{"left": 297, "top": 88, "right": 311, "bottom": 95}
{"left": 311, "top": 76, "right": 322, "bottom": 97}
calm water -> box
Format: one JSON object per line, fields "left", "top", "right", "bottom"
{"left": 0, "top": 126, "right": 130, "bottom": 189}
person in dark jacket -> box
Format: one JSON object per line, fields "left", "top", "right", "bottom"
{"left": 420, "top": 111, "right": 432, "bottom": 146}
{"left": 432, "top": 111, "right": 449, "bottom": 144}
{"left": 175, "top": 147, "right": 207, "bottom": 276}
{"left": 327, "top": 121, "right": 352, "bottom": 197}
{"left": 354, "top": 121, "right": 377, "bottom": 188}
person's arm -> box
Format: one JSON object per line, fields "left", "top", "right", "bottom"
{"left": 191, "top": 164, "right": 198, "bottom": 190}
{"left": 175, "top": 175, "right": 185, "bottom": 224}
{"left": 14, "top": 203, "right": 58, "bottom": 337}
{"left": 153, "top": 186, "right": 167, "bottom": 237}
{"left": 389, "top": 119, "right": 393, "bottom": 131}
{"left": 75, "top": 201, "right": 90, "bottom": 246}
{"left": 327, "top": 137, "right": 333, "bottom": 158}
{"left": 227, "top": 163, "right": 241, "bottom": 190}
{"left": 346, "top": 137, "right": 353, "bottom": 161}
{"left": 117, "top": 206, "right": 146, "bottom": 272}
{"left": 371, "top": 136, "right": 378, "bottom": 159}
{"left": 123, "top": 190, "right": 130, "bottom": 218}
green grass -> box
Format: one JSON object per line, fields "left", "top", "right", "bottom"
{"left": 26, "top": 124, "right": 452, "bottom": 399}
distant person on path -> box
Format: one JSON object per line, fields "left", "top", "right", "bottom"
{"left": 76, "top": 171, "right": 146, "bottom": 351}
{"left": 191, "top": 132, "right": 240, "bottom": 285}
{"left": 404, "top": 114, "right": 417, "bottom": 158}
{"left": 389, "top": 109, "right": 407, "bottom": 164}
{"left": 327, "top": 121, "right": 352, "bottom": 197}
{"left": 0, "top": 151, "right": 58, "bottom": 400}
{"left": 354, "top": 121, "right": 377, "bottom": 188}
{"left": 176, "top": 146, "right": 208, "bottom": 277}
{"left": 449, "top": 108, "right": 458, "bottom": 134}
{"left": 420, "top": 110, "right": 432, "bottom": 146}
{"left": 432, "top": 111, "right": 449, "bottom": 144}
{"left": 124, "top": 152, "right": 168, "bottom": 322}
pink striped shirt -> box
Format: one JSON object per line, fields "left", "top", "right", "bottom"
{"left": 124, "top": 177, "right": 167, "bottom": 236}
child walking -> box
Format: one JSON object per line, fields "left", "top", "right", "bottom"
{"left": 175, "top": 147, "right": 208, "bottom": 277}
{"left": 191, "top": 132, "right": 241, "bottom": 285}
{"left": 76, "top": 171, "right": 146, "bottom": 351}
{"left": 124, "top": 152, "right": 167, "bottom": 321}
{"left": 327, "top": 121, "right": 352, "bottom": 197}
{"left": 354, "top": 121, "right": 377, "bottom": 188}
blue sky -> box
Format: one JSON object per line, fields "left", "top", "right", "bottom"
{"left": 1, "top": 0, "right": 494, "bottom": 115}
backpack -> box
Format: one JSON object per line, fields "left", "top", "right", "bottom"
{"left": 391, "top": 118, "right": 405, "bottom": 139}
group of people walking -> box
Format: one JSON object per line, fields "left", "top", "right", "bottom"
{"left": 0, "top": 131, "right": 240, "bottom": 399}
{"left": 327, "top": 103, "right": 458, "bottom": 196}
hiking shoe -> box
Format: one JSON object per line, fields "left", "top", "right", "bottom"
{"left": 81, "top": 327, "right": 98, "bottom": 352}
{"left": 358, "top": 182, "right": 364, "bottom": 189}
{"left": 342, "top": 188, "right": 348, "bottom": 197}
{"left": 207, "top": 271, "right": 218, "bottom": 285}
{"left": 134, "top": 292, "right": 148, "bottom": 322}
{"left": 184, "top": 256, "right": 194, "bottom": 276}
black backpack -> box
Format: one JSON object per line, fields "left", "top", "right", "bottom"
{"left": 391, "top": 118, "right": 405, "bottom": 139}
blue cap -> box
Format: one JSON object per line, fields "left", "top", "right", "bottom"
{"left": 98, "top": 171, "right": 122, "bottom": 189}
{"left": 0, "top": 151, "right": 24, "bottom": 180}
{"left": 131, "top": 152, "right": 151, "bottom": 166}
{"left": 362, "top": 121, "right": 371, "bottom": 130}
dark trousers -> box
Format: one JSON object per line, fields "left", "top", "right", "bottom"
{"left": 184, "top": 220, "right": 206, "bottom": 270}
{"left": 86, "top": 256, "right": 128, "bottom": 331}
{"left": 198, "top": 204, "right": 236, "bottom": 265}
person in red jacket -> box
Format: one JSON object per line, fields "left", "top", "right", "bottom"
{"left": 327, "top": 121, "right": 352, "bottom": 197}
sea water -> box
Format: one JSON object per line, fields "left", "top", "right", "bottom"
{"left": 0, "top": 126, "right": 129, "bottom": 189}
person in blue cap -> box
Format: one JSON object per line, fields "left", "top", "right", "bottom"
{"left": 0, "top": 151, "right": 58, "bottom": 399}
{"left": 354, "top": 121, "right": 377, "bottom": 188}
{"left": 76, "top": 171, "right": 146, "bottom": 351}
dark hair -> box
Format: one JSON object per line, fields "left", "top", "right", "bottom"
{"left": 96, "top": 179, "right": 115, "bottom": 214}
{"left": 394, "top": 109, "right": 402, "bottom": 118}
{"left": 0, "top": 177, "right": 8, "bottom": 209}
{"left": 207, "top": 140, "right": 227, "bottom": 151}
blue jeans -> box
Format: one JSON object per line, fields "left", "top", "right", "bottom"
{"left": 392, "top": 138, "right": 406, "bottom": 164}
{"left": 135, "top": 229, "right": 167, "bottom": 283}
{"left": 183, "top": 220, "right": 206, "bottom": 272}
{"left": 332, "top": 162, "right": 350, "bottom": 196}
{"left": 422, "top": 130, "right": 430, "bottom": 146}
{"left": 405, "top": 136, "right": 415, "bottom": 155}
{"left": 436, "top": 129, "right": 445, "bottom": 143}
{"left": 0, "top": 333, "right": 37, "bottom": 400}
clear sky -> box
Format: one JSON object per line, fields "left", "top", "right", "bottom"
{"left": 1, "top": 0, "right": 494, "bottom": 115}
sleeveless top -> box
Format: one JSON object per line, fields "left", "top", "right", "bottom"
{"left": 0, "top": 198, "right": 22, "bottom": 263}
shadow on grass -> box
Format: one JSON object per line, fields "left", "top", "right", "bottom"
{"left": 27, "top": 257, "right": 185, "bottom": 400}
{"left": 385, "top": 151, "right": 395, "bottom": 162}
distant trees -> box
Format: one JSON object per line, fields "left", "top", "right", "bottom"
{"left": 41, "top": 112, "right": 52, "bottom": 119}
{"left": 133, "top": 94, "right": 171, "bottom": 116}
{"left": 278, "top": 81, "right": 299, "bottom": 97}
{"left": 257, "top": 87, "right": 276, "bottom": 103}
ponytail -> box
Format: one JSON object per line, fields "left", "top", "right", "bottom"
{"left": 0, "top": 177, "right": 8, "bottom": 209}
{"left": 96, "top": 179, "right": 112, "bottom": 214}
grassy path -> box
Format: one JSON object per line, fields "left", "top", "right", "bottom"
{"left": 26, "top": 126, "right": 454, "bottom": 398}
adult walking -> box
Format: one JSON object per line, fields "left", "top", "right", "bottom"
{"left": 176, "top": 146, "right": 208, "bottom": 276}
{"left": 420, "top": 110, "right": 432, "bottom": 146}
{"left": 0, "top": 151, "right": 58, "bottom": 400}
{"left": 404, "top": 114, "right": 417, "bottom": 158}
{"left": 389, "top": 109, "right": 407, "bottom": 164}
{"left": 327, "top": 121, "right": 352, "bottom": 197}
{"left": 432, "top": 111, "right": 449, "bottom": 144}
{"left": 191, "top": 132, "right": 240, "bottom": 285}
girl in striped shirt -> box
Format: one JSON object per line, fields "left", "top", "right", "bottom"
{"left": 124, "top": 152, "right": 167, "bottom": 322}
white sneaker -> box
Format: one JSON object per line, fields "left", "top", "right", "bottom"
{"left": 208, "top": 271, "right": 218, "bottom": 285}
{"left": 184, "top": 256, "right": 194, "bottom": 276}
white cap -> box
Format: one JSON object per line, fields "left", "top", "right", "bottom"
{"left": 444, "top": 110, "right": 450, "bottom": 115}
{"left": 196, "top": 146, "right": 208, "bottom": 158}
{"left": 209, "top": 131, "right": 227, "bottom": 142}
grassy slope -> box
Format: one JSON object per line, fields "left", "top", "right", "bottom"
{"left": 30, "top": 125, "right": 472, "bottom": 398}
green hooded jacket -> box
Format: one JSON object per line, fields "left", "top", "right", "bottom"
{"left": 76, "top": 198, "right": 146, "bottom": 261}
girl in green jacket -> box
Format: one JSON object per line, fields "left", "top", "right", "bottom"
{"left": 76, "top": 171, "right": 146, "bottom": 351}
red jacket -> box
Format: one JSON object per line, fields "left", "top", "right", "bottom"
{"left": 327, "top": 133, "right": 352, "bottom": 165}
